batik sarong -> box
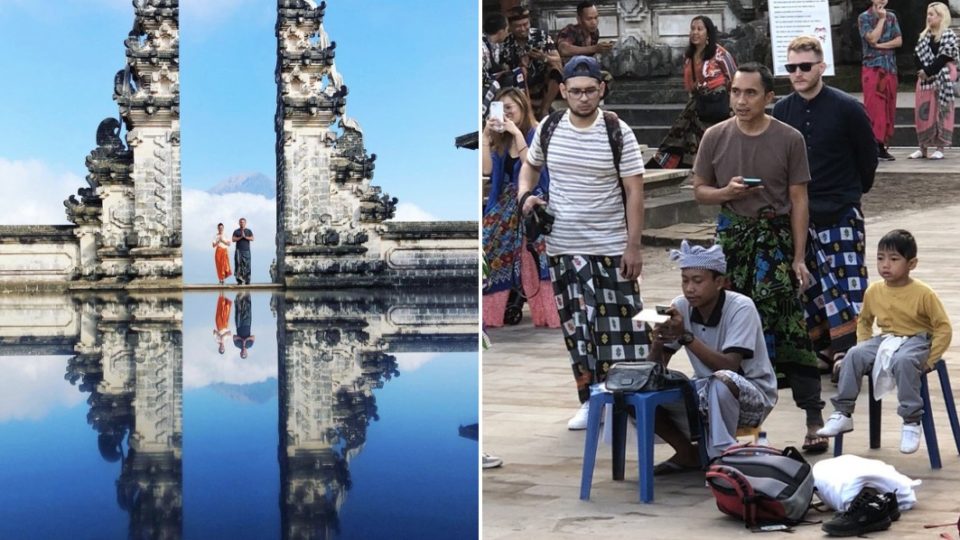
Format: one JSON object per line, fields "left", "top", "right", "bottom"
{"left": 862, "top": 66, "right": 897, "bottom": 144}
{"left": 715, "top": 209, "right": 817, "bottom": 371}
{"left": 801, "top": 207, "right": 867, "bottom": 353}
{"left": 481, "top": 181, "right": 556, "bottom": 328}
{"left": 647, "top": 97, "right": 707, "bottom": 170}
{"left": 234, "top": 250, "right": 251, "bottom": 284}
{"left": 549, "top": 254, "right": 651, "bottom": 403}
{"left": 916, "top": 63, "right": 956, "bottom": 148}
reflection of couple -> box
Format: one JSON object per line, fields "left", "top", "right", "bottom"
{"left": 213, "top": 292, "right": 255, "bottom": 357}
{"left": 212, "top": 218, "right": 255, "bottom": 285}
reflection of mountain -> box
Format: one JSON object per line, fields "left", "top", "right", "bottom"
{"left": 209, "top": 379, "right": 278, "bottom": 404}
{"left": 207, "top": 172, "right": 276, "bottom": 199}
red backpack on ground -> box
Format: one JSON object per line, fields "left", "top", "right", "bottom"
{"left": 705, "top": 444, "right": 816, "bottom": 528}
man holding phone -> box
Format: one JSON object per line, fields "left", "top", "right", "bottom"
{"left": 501, "top": 6, "right": 563, "bottom": 118}
{"left": 648, "top": 241, "right": 778, "bottom": 469}
{"left": 518, "top": 56, "right": 648, "bottom": 430}
{"left": 692, "top": 63, "right": 825, "bottom": 453}
{"left": 773, "top": 36, "right": 878, "bottom": 403}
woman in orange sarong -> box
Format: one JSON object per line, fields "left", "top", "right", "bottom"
{"left": 213, "top": 292, "right": 233, "bottom": 354}
{"left": 212, "top": 222, "right": 232, "bottom": 284}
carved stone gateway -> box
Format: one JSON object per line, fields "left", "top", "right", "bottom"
{"left": 65, "top": 0, "right": 183, "bottom": 287}
{"left": 274, "top": 1, "right": 478, "bottom": 288}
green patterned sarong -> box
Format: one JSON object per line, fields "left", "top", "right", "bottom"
{"left": 715, "top": 209, "right": 817, "bottom": 372}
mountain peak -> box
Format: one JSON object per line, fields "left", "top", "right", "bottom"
{"left": 208, "top": 173, "right": 276, "bottom": 199}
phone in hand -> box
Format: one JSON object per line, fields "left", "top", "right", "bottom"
{"left": 655, "top": 305, "right": 671, "bottom": 316}
{"left": 489, "top": 101, "right": 504, "bottom": 132}
{"left": 742, "top": 177, "right": 762, "bottom": 187}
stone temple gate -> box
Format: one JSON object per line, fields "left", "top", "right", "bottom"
{"left": 0, "top": 0, "right": 477, "bottom": 291}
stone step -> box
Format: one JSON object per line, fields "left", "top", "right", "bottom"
{"left": 608, "top": 102, "right": 959, "bottom": 126}
{"left": 630, "top": 124, "right": 959, "bottom": 150}
{"left": 643, "top": 169, "right": 689, "bottom": 198}
{"left": 643, "top": 189, "right": 716, "bottom": 230}
{"left": 642, "top": 222, "right": 715, "bottom": 247}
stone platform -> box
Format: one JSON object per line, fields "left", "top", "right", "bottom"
{"left": 483, "top": 202, "right": 960, "bottom": 539}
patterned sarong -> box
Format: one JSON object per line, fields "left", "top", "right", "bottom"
{"left": 234, "top": 250, "right": 251, "bottom": 284}
{"left": 647, "top": 97, "right": 707, "bottom": 170}
{"left": 801, "top": 207, "right": 867, "bottom": 353}
{"left": 915, "top": 63, "right": 957, "bottom": 148}
{"left": 715, "top": 209, "right": 817, "bottom": 371}
{"left": 549, "top": 254, "right": 651, "bottom": 403}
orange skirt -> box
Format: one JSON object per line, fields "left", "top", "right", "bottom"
{"left": 215, "top": 295, "right": 233, "bottom": 331}
{"left": 215, "top": 247, "right": 232, "bottom": 281}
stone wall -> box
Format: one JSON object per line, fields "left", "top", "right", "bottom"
{"left": 0, "top": 226, "right": 79, "bottom": 292}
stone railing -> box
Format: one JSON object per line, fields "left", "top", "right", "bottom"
{"left": 0, "top": 225, "right": 79, "bottom": 291}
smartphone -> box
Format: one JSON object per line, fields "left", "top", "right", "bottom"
{"left": 655, "top": 305, "right": 671, "bottom": 316}
{"left": 633, "top": 308, "right": 670, "bottom": 325}
{"left": 489, "top": 101, "right": 504, "bottom": 122}
{"left": 742, "top": 177, "right": 762, "bottom": 187}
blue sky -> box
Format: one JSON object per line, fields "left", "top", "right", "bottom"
{"left": 0, "top": 0, "right": 478, "bottom": 220}
{"left": 0, "top": 0, "right": 478, "bottom": 283}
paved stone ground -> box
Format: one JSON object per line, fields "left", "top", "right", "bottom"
{"left": 483, "top": 202, "right": 960, "bottom": 539}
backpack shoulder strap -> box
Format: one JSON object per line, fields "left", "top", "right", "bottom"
{"left": 538, "top": 110, "right": 565, "bottom": 165}
{"left": 602, "top": 110, "right": 624, "bottom": 177}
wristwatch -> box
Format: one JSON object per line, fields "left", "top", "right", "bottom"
{"left": 678, "top": 331, "right": 694, "bottom": 345}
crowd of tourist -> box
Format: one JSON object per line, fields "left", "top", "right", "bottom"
{"left": 482, "top": 0, "right": 957, "bottom": 470}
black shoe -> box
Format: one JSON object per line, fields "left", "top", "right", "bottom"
{"left": 822, "top": 487, "right": 893, "bottom": 537}
{"left": 878, "top": 149, "right": 896, "bottom": 161}
{"left": 880, "top": 491, "right": 900, "bottom": 522}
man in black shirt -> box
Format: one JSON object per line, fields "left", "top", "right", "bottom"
{"left": 773, "top": 36, "right": 878, "bottom": 406}
{"left": 231, "top": 217, "right": 254, "bottom": 285}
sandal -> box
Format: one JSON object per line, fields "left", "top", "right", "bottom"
{"left": 653, "top": 459, "right": 700, "bottom": 476}
{"left": 802, "top": 433, "right": 829, "bottom": 454}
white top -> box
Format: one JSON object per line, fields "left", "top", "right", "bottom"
{"left": 213, "top": 232, "right": 231, "bottom": 249}
{"left": 526, "top": 109, "right": 645, "bottom": 257}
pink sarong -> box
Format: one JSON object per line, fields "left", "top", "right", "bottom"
{"left": 862, "top": 66, "right": 897, "bottom": 144}
{"left": 482, "top": 249, "right": 560, "bottom": 329}
{"left": 915, "top": 63, "right": 957, "bottom": 148}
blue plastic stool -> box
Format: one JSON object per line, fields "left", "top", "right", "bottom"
{"left": 833, "top": 359, "right": 960, "bottom": 469}
{"left": 579, "top": 387, "right": 687, "bottom": 503}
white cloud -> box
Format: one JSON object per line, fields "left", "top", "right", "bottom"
{"left": 391, "top": 202, "right": 438, "bottom": 222}
{"left": 0, "top": 356, "right": 85, "bottom": 422}
{"left": 182, "top": 188, "right": 275, "bottom": 284}
{"left": 394, "top": 352, "right": 440, "bottom": 373}
{"left": 0, "top": 158, "right": 82, "bottom": 225}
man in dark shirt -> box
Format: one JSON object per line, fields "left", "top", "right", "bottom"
{"left": 232, "top": 217, "right": 254, "bottom": 285}
{"left": 500, "top": 6, "right": 562, "bottom": 118}
{"left": 773, "top": 36, "right": 878, "bottom": 398}
{"left": 556, "top": 1, "right": 612, "bottom": 63}
{"left": 233, "top": 292, "right": 255, "bottom": 359}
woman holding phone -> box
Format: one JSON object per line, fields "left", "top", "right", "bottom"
{"left": 481, "top": 87, "right": 558, "bottom": 329}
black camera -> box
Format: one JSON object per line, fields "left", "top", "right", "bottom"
{"left": 524, "top": 205, "right": 554, "bottom": 242}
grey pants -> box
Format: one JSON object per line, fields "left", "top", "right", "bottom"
{"left": 833, "top": 334, "right": 931, "bottom": 423}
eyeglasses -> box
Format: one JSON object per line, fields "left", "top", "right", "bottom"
{"left": 567, "top": 87, "right": 600, "bottom": 99}
{"left": 784, "top": 62, "right": 818, "bottom": 73}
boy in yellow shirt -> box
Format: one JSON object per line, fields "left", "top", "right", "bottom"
{"left": 818, "top": 229, "right": 952, "bottom": 453}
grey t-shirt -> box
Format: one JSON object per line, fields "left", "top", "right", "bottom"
{"left": 665, "top": 290, "right": 778, "bottom": 411}
{"left": 693, "top": 117, "right": 811, "bottom": 218}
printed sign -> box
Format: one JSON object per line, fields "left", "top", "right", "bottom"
{"left": 769, "top": 0, "right": 836, "bottom": 76}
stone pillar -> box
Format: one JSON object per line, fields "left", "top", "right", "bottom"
{"left": 116, "top": 1, "right": 182, "bottom": 285}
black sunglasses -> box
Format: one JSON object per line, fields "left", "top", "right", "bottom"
{"left": 784, "top": 62, "right": 817, "bottom": 73}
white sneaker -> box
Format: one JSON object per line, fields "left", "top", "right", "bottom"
{"left": 908, "top": 149, "right": 925, "bottom": 159}
{"left": 817, "top": 411, "right": 854, "bottom": 437}
{"left": 567, "top": 402, "right": 590, "bottom": 430}
{"left": 900, "top": 423, "right": 922, "bottom": 454}
{"left": 482, "top": 453, "right": 503, "bottom": 469}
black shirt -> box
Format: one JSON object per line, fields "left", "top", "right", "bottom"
{"left": 233, "top": 228, "right": 253, "bottom": 251}
{"left": 772, "top": 85, "right": 878, "bottom": 224}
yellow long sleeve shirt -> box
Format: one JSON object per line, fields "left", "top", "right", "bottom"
{"left": 857, "top": 279, "right": 953, "bottom": 368}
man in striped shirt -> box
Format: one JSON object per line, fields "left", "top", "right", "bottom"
{"left": 517, "top": 55, "right": 649, "bottom": 430}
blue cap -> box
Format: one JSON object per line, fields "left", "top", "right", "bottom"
{"left": 562, "top": 55, "right": 603, "bottom": 82}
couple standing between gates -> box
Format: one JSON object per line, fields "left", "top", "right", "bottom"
{"left": 212, "top": 217, "right": 256, "bottom": 285}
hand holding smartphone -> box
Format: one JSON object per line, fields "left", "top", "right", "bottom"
{"left": 742, "top": 177, "right": 762, "bottom": 187}
{"left": 489, "top": 101, "right": 504, "bottom": 132}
